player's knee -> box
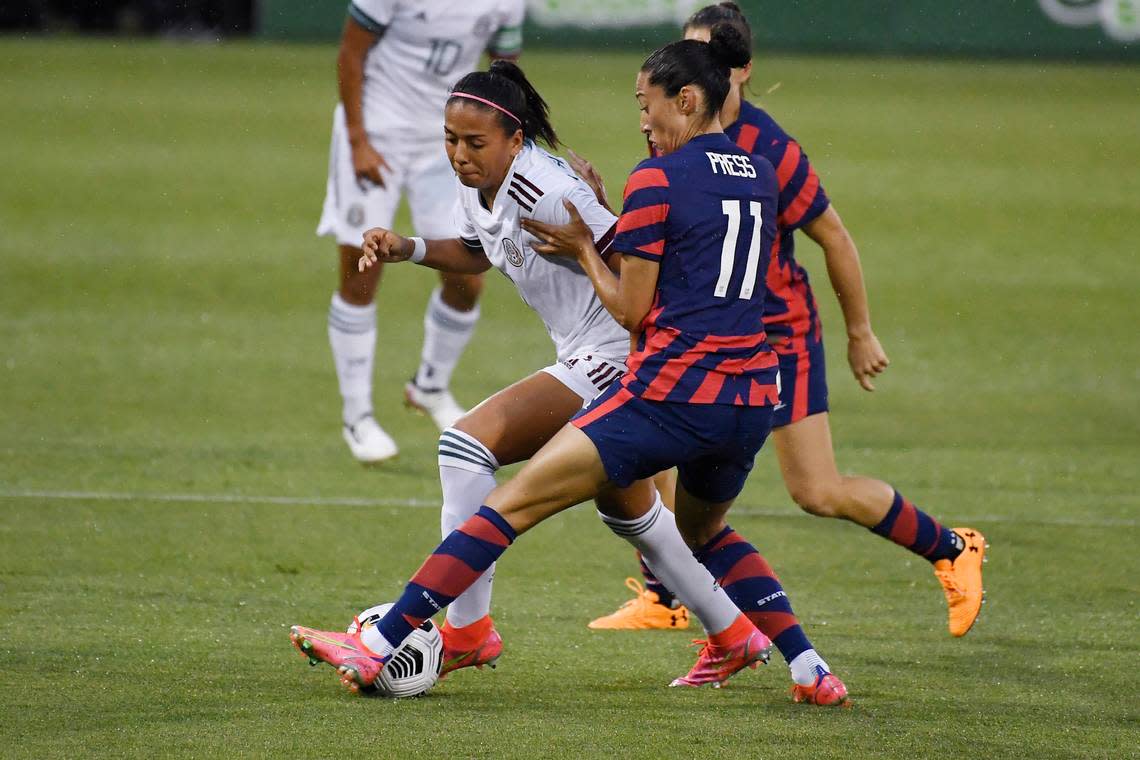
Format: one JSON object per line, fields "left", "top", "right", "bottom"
{"left": 439, "top": 425, "right": 495, "bottom": 467}
{"left": 339, "top": 265, "right": 378, "bottom": 305}
{"left": 439, "top": 273, "right": 483, "bottom": 311}
{"left": 449, "top": 416, "right": 474, "bottom": 437}
{"left": 787, "top": 481, "right": 843, "bottom": 518}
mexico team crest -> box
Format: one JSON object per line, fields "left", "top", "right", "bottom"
{"left": 503, "top": 239, "right": 524, "bottom": 267}
{"left": 346, "top": 203, "right": 365, "bottom": 227}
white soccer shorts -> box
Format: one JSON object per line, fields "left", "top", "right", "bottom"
{"left": 316, "top": 104, "right": 459, "bottom": 247}
{"left": 541, "top": 353, "right": 628, "bottom": 405}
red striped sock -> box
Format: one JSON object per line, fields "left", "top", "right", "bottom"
{"left": 871, "top": 490, "right": 964, "bottom": 563}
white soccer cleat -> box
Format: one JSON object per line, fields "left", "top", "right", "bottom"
{"left": 404, "top": 381, "right": 466, "bottom": 431}
{"left": 342, "top": 415, "right": 398, "bottom": 464}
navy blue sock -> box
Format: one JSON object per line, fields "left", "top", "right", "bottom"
{"left": 378, "top": 506, "right": 515, "bottom": 649}
{"left": 694, "top": 526, "right": 813, "bottom": 664}
{"left": 636, "top": 551, "right": 676, "bottom": 607}
{"left": 871, "top": 490, "right": 964, "bottom": 563}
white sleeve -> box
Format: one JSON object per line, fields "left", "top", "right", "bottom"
{"left": 488, "top": 0, "right": 525, "bottom": 58}
{"left": 504, "top": 0, "right": 526, "bottom": 26}
{"left": 551, "top": 183, "right": 618, "bottom": 258}
{"left": 348, "top": 0, "right": 396, "bottom": 33}
{"left": 452, "top": 196, "right": 481, "bottom": 248}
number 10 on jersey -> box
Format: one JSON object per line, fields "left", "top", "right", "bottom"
{"left": 714, "top": 200, "right": 764, "bottom": 301}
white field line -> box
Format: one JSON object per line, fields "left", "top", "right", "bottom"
{"left": 0, "top": 488, "right": 1135, "bottom": 528}
{"left": 0, "top": 488, "right": 437, "bottom": 509}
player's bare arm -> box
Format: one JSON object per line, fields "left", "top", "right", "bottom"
{"left": 338, "top": 17, "right": 392, "bottom": 188}
{"left": 359, "top": 228, "right": 491, "bottom": 274}
{"left": 525, "top": 200, "right": 656, "bottom": 331}
{"left": 802, "top": 205, "right": 889, "bottom": 391}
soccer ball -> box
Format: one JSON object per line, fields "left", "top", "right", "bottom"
{"left": 347, "top": 603, "right": 443, "bottom": 698}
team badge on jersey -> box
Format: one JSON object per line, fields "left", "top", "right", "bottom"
{"left": 346, "top": 203, "right": 365, "bottom": 227}
{"left": 502, "top": 238, "right": 524, "bottom": 267}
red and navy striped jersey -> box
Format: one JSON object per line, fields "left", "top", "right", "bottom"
{"left": 613, "top": 132, "right": 780, "bottom": 407}
{"left": 725, "top": 100, "right": 830, "bottom": 351}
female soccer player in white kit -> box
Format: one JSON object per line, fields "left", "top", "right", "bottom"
{"left": 318, "top": 0, "right": 525, "bottom": 462}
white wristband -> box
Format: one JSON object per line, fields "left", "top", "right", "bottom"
{"left": 408, "top": 237, "right": 427, "bottom": 264}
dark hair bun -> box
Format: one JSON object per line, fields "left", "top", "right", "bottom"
{"left": 488, "top": 59, "right": 525, "bottom": 84}
{"left": 708, "top": 21, "right": 751, "bottom": 69}
{"left": 718, "top": 1, "right": 743, "bottom": 12}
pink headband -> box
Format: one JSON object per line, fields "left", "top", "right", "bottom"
{"left": 450, "top": 92, "right": 522, "bottom": 126}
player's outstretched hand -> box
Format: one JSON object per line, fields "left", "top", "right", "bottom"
{"left": 352, "top": 141, "right": 393, "bottom": 190}
{"left": 566, "top": 149, "right": 611, "bottom": 212}
{"left": 359, "top": 227, "right": 412, "bottom": 271}
{"left": 847, "top": 330, "right": 890, "bottom": 391}
{"left": 523, "top": 200, "right": 595, "bottom": 259}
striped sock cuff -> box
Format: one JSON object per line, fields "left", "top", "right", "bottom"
{"left": 329, "top": 292, "right": 376, "bottom": 335}
{"left": 474, "top": 505, "right": 517, "bottom": 544}
{"left": 597, "top": 497, "right": 663, "bottom": 538}
{"left": 438, "top": 428, "right": 499, "bottom": 474}
{"left": 427, "top": 288, "right": 480, "bottom": 332}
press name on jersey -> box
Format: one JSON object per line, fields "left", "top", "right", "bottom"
{"left": 706, "top": 152, "right": 757, "bottom": 178}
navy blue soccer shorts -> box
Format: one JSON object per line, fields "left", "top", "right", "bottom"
{"left": 772, "top": 336, "right": 829, "bottom": 428}
{"left": 571, "top": 382, "right": 775, "bottom": 503}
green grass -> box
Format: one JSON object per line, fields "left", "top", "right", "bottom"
{"left": 1, "top": 39, "right": 1138, "bottom": 758}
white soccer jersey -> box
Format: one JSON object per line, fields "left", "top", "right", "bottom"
{"left": 349, "top": 0, "right": 525, "bottom": 148}
{"left": 454, "top": 143, "right": 629, "bottom": 363}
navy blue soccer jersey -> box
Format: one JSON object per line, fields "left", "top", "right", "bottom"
{"left": 612, "top": 132, "right": 781, "bottom": 407}
{"left": 725, "top": 100, "right": 831, "bottom": 349}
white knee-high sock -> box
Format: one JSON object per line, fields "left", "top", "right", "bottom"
{"left": 598, "top": 495, "right": 740, "bottom": 635}
{"left": 414, "top": 287, "right": 479, "bottom": 391}
{"left": 438, "top": 427, "right": 498, "bottom": 628}
{"left": 328, "top": 292, "right": 376, "bottom": 425}
{"left": 788, "top": 649, "right": 831, "bottom": 686}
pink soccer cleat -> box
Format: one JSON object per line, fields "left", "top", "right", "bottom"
{"left": 290, "top": 624, "right": 388, "bottom": 694}
{"left": 791, "top": 669, "right": 850, "bottom": 707}
{"left": 669, "top": 628, "right": 772, "bottom": 688}
{"left": 440, "top": 616, "right": 503, "bottom": 676}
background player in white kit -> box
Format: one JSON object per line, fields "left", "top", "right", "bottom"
{"left": 318, "top": 0, "right": 525, "bottom": 463}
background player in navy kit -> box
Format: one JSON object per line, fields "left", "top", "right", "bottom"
{"left": 587, "top": 2, "right": 987, "bottom": 642}
{"left": 290, "top": 26, "right": 848, "bottom": 705}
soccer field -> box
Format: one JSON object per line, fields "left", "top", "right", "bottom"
{"left": 1, "top": 39, "right": 1137, "bottom": 758}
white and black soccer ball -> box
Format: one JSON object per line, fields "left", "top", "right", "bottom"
{"left": 347, "top": 603, "right": 443, "bottom": 698}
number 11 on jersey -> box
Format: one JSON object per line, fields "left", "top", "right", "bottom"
{"left": 714, "top": 200, "right": 764, "bottom": 300}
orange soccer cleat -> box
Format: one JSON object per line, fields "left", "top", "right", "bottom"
{"left": 934, "top": 527, "right": 988, "bottom": 637}
{"left": 587, "top": 578, "right": 690, "bottom": 631}
{"left": 440, "top": 616, "right": 503, "bottom": 676}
